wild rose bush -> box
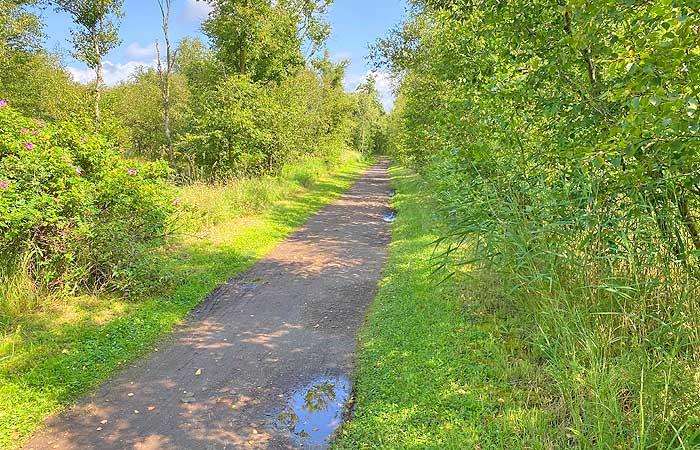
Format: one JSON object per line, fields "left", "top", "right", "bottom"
{"left": 0, "top": 102, "right": 175, "bottom": 294}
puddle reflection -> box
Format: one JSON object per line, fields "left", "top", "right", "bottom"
{"left": 275, "top": 375, "right": 351, "bottom": 446}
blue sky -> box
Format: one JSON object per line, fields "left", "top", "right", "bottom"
{"left": 34, "top": 0, "right": 406, "bottom": 109}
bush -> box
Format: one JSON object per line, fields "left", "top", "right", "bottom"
{"left": 171, "top": 58, "right": 364, "bottom": 180}
{"left": 381, "top": 1, "right": 700, "bottom": 446}
{"left": 0, "top": 102, "right": 175, "bottom": 297}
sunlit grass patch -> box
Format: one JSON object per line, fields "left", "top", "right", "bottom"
{"left": 334, "top": 167, "right": 563, "bottom": 450}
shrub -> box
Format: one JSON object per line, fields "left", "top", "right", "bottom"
{"left": 0, "top": 102, "right": 175, "bottom": 297}
{"left": 380, "top": 1, "right": 700, "bottom": 446}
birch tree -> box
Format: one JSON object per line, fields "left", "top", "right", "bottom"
{"left": 54, "top": 0, "right": 123, "bottom": 125}
{"left": 156, "top": 0, "right": 175, "bottom": 165}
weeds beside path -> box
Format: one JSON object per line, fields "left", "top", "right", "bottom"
{"left": 334, "top": 167, "right": 561, "bottom": 449}
{"left": 0, "top": 157, "right": 369, "bottom": 449}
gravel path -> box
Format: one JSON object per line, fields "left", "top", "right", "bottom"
{"left": 23, "top": 160, "right": 391, "bottom": 450}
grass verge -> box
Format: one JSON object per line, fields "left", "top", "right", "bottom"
{"left": 0, "top": 154, "right": 369, "bottom": 449}
{"left": 334, "top": 166, "right": 562, "bottom": 450}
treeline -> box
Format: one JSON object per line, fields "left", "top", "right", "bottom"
{"left": 0, "top": 0, "right": 386, "bottom": 302}
{"left": 381, "top": 0, "right": 700, "bottom": 447}
{"left": 2, "top": 0, "right": 386, "bottom": 179}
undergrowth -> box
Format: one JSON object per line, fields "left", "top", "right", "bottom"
{"left": 336, "top": 166, "right": 700, "bottom": 450}
{"left": 336, "top": 167, "right": 558, "bottom": 449}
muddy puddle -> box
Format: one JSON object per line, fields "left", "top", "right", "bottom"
{"left": 274, "top": 375, "right": 351, "bottom": 447}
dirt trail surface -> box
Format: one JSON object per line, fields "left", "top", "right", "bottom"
{"left": 24, "top": 161, "right": 392, "bottom": 450}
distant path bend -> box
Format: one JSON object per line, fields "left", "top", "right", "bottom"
{"left": 24, "top": 160, "right": 392, "bottom": 450}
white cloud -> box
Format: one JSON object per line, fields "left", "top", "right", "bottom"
{"left": 180, "top": 0, "right": 213, "bottom": 23}
{"left": 345, "top": 70, "right": 396, "bottom": 112}
{"left": 68, "top": 60, "right": 157, "bottom": 86}
{"left": 125, "top": 42, "right": 157, "bottom": 61}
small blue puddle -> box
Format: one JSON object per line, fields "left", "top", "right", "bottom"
{"left": 383, "top": 212, "right": 397, "bottom": 223}
{"left": 275, "top": 375, "right": 351, "bottom": 446}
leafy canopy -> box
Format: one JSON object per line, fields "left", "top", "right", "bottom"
{"left": 202, "top": 0, "right": 331, "bottom": 82}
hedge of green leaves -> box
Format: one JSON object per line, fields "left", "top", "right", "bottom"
{"left": 0, "top": 101, "right": 174, "bottom": 294}
{"left": 381, "top": 0, "right": 700, "bottom": 447}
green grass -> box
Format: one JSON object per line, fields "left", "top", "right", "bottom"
{"left": 336, "top": 165, "right": 700, "bottom": 450}
{"left": 178, "top": 153, "right": 359, "bottom": 229}
{"left": 334, "top": 167, "right": 563, "bottom": 450}
{"left": 0, "top": 153, "right": 369, "bottom": 449}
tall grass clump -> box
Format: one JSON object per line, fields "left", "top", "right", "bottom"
{"left": 178, "top": 150, "right": 362, "bottom": 228}
{"left": 0, "top": 255, "right": 38, "bottom": 324}
{"left": 380, "top": 1, "right": 700, "bottom": 447}
{"left": 426, "top": 155, "right": 700, "bottom": 448}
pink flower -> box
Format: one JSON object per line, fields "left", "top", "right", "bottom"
{"left": 32, "top": 129, "right": 40, "bottom": 135}
{"left": 0, "top": 181, "right": 8, "bottom": 189}
{"left": 61, "top": 156, "right": 68, "bottom": 161}
{"left": 75, "top": 167, "right": 83, "bottom": 176}
{"left": 0, "top": 100, "right": 7, "bottom": 108}
{"left": 25, "top": 142, "right": 34, "bottom": 150}
{"left": 127, "top": 168, "right": 137, "bottom": 176}
{"left": 173, "top": 199, "right": 182, "bottom": 206}
{"left": 81, "top": 136, "right": 88, "bottom": 143}
{"left": 20, "top": 129, "right": 28, "bottom": 134}
{"left": 34, "top": 119, "right": 45, "bottom": 128}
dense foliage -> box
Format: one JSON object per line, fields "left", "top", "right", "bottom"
{"left": 381, "top": 0, "right": 700, "bottom": 447}
{"left": 0, "top": 1, "right": 89, "bottom": 120}
{"left": 175, "top": 51, "right": 361, "bottom": 178}
{"left": 0, "top": 102, "right": 174, "bottom": 298}
{"left": 163, "top": 36, "right": 385, "bottom": 178}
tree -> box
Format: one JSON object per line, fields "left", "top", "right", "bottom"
{"left": 0, "top": 1, "right": 88, "bottom": 119}
{"left": 0, "top": 0, "right": 44, "bottom": 55}
{"left": 54, "top": 0, "right": 123, "bottom": 125}
{"left": 288, "top": 0, "right": 332, "bottom": 58}
{"left": 104, "top": 66, "right": 189, "bottom": 161}
{"left": 1, "top": 51, "right": 89, "bottom": 119}
{"left": 0, "top": 0, "right": 45, "bottom": 92}
{"left": 352, "top": 76, "right": 385, "bottom": 155}
{"left": 156, "top": 0, "right": 175, "bottom": 166}
{"left": 173, "top": 37, "right": 223, "bottom": 92}
{"left": 202, "top": 0, "right": 332, "bottom": 82}
{"left": 0, "top": 0, "right": 44, "bottom": 104}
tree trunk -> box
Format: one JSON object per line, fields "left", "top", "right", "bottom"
{"left": 94, "top": 29, "right": 102, "bottom": 126}
{"left": 156, "top": 43, "right": 174, "bottom": 165}
{"left": 238, "top": 46, "right": 246, "bottom": 74}
{"left": 95, "top": 62, "right": 102, "bottom": 125}
{"left": 582, "top": 47, "right": 597, "bottom": 89}
{"left": 157, "top": 0, "right": 175, "bottom": 167}
{"left": 561, "top": 6, "right": 598, "bottom": 93}
{"left": 164, "top": 99, "right": 172, "bottom": 161}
